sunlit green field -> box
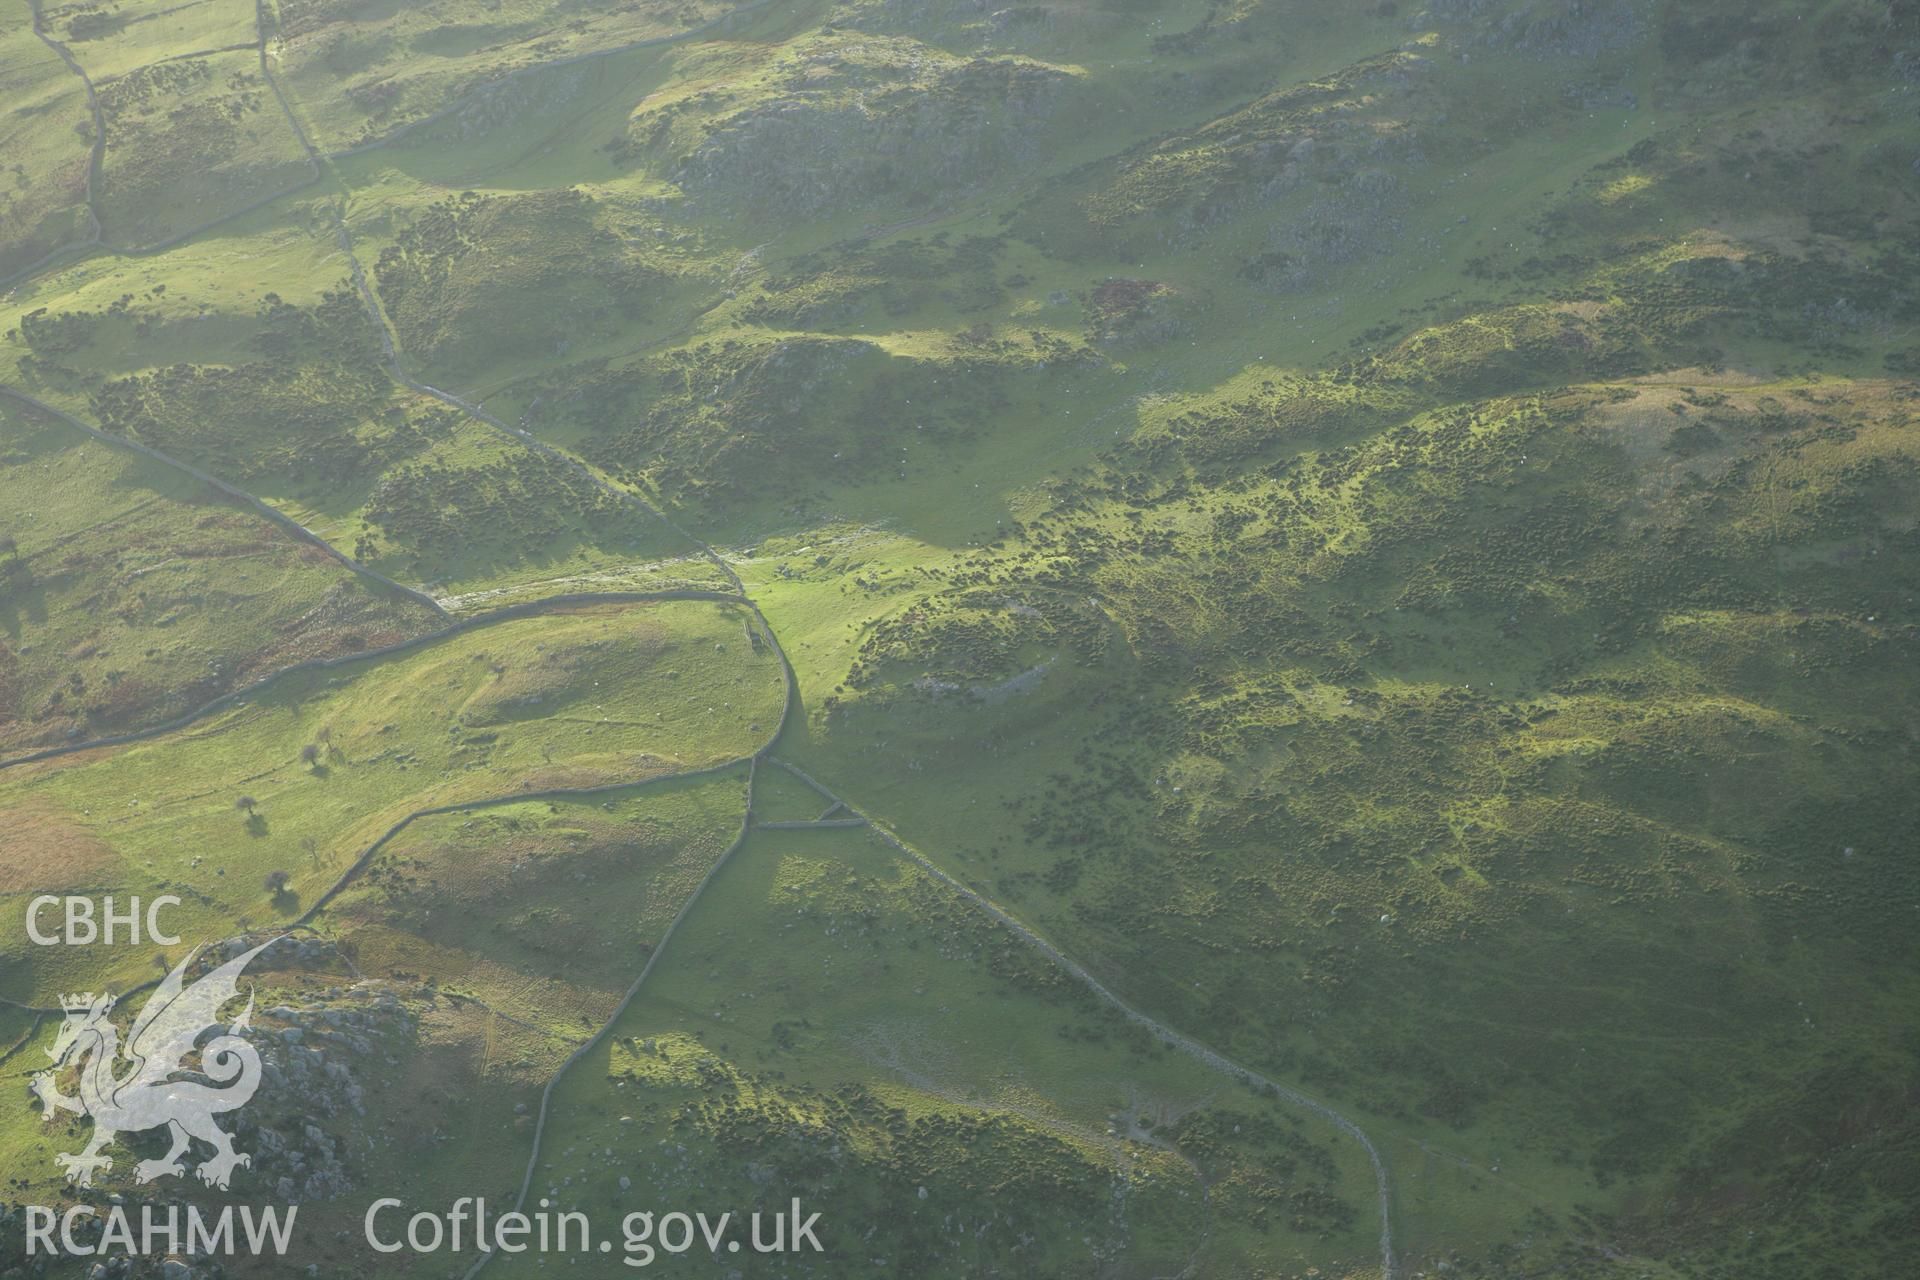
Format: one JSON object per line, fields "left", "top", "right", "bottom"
{"left": 0, "top": 599, "right": 782, "bottom": 1001}
{"left": 0, "top": 1, "right": 1914, "bottom": 1276}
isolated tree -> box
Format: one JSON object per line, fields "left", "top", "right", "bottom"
{"left": 264, "top": 870, "right": 290, "bottom": 895}
{"left": 0, "top": 535, "right": 16, "bottom": 560}
{"left": 236, "top": 795, "right": 259, "bottom": 816}
{"left": 300, "top": 744, "right": 321, "bottom": 768}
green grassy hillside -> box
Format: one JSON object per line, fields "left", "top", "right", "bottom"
{"left": 0, "top": 6, "right": 96, "bottom": 279}
{"left": 0, "top": 2, "right": 1913, "bottom": 1277}
{"left": 0, "top": 392, "right": 438, "bottom": 753}
{"left": 0, "top": 598, "right": 783, "bottom": 1002}
{"left": 521, "top": 819, "right": 1385, "bottom": 1279}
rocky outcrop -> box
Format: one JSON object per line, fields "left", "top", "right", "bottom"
{"left": 206, "top": 936, "right": 417, "bottom": 1205}
{"left": 651, "top": 44, "right": 1074, "bottom": 219}
{"left": 1425, "top": 0, "right": 1648, "bottom": 59}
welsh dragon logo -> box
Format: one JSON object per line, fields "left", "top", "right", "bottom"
{"left": 30, "top": 938, "right": 278, "bottom": 1189}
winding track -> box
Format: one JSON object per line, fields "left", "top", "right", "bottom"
{"left": 0, "top": 387, "right": 445, "bottom": 621}
{"left": 9, "top": 0, "right": 104, "bottom": 284}
{"left": 769, "top": 759, "right": 1398, "bottom": 1275}
{"left": 0, "top": 9, "right": 1399, "bottom": 1272}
